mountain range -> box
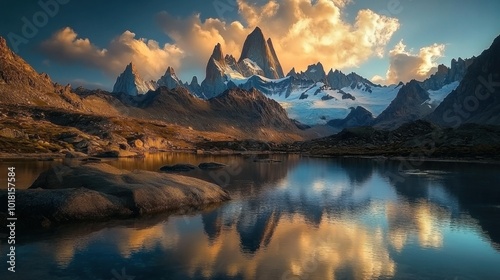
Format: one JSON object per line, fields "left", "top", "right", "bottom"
{"left": 110, "top": 26, "right": 481, "bottom": 129}
{"left": 1, "top": 27, "right": 499, "bottom": 156}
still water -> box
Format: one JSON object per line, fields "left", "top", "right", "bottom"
{"left": 1, "top": 153, "right": 500, "bottom": 279}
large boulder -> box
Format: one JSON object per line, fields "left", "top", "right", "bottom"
{"left": 0, "top": 163, "right": 230, "bottom": 227}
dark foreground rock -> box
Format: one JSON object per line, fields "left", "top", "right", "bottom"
{"left": 0, "top": 163, "right": 230, "bottom": 228}
{"left": 199, "top": 162, "right": 227, "bottom": 170}
{"left": 160, "top": 164, "right": 197, "bottom": 172}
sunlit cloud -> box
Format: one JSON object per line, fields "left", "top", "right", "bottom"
{"left": 373, "top": 40, "right": 446, "bottom": 84}
{"left": 386, "top": 201, "right": 449, "bottom": 250}
{"left": 40, "top": 27, "right": 184, "bottom": 80}
{"left": 157, "top": 0, "right": 400, "bottom": 76}
{"left": 39, "top": 0, "right": 409, "bottom": 83}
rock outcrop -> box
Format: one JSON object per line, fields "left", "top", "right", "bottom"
{"left": 0, "top": 163, "right": 230, "bottom": 227}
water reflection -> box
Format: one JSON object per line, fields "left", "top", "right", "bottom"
{"left": 386, "top": 200, "right": 450, "bottom": 250}
{"left": 1, "top": 156, "right": 500, "bottom": 279}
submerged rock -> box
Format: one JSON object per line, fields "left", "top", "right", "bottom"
{"left": 0, "top": 163, "right": 230, "bottom": 228}
{"left": 198, "top": 162, "right": 227, "bottom": 170}
{"left": 160, "top": 164, "right": 197, "bottom": 172}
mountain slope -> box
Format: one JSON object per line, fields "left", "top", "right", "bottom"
{"left": 429, "top": 35, "right": 500, "bottom": 126}
{"left": 0, "top": 37, "right": 85, "bottom": 109}
{"left": 128, "top": 86, "right": 300, "bottom": 141}
{"left": 328, "top": 106, "right": 374, "bottom": 130}
{"left": 374, "top": 80, "right": 433, "bottom": 128}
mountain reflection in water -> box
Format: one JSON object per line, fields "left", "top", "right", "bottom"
{"left": 1, "top": 154, "right": 499, "bottom": 279}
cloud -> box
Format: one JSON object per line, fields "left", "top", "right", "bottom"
{"left": 40, "top": 27, "right": 184, "bottom": 80}
{"left": 41, "top": 0, "right": 401, "bottom": 82}
{"left": 374, "top": 40, "right": 446, "bottom": 84}
{"left": 156, "top": 0, "right": 400, "bottom": 75}
{"left": 156, "top": 12, "right": 248, "bottom": 78}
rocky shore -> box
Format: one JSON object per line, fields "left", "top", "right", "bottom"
{"left": 0, "top": 162, "right": 230, "bottom": 228}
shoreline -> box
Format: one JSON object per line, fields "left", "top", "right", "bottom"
{"left": 1, "top": 150, "right": 499, "bottom": 165}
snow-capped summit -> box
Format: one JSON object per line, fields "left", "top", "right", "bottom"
{"left": 157, "top": 66, "right": 181, "bottom": 89}
{"left": 112, "top": 62, "right": 156, "bottom": 95}
{"left": 238, "top": 27, "right": 284, "bottom": 79}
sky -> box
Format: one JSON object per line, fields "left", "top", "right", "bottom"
{"left": 0, "top": 0, "right": 499, "bottom": 90}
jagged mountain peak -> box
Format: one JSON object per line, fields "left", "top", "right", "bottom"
{"left": 190, "top": 76, "right": 199, "bottom": 86}
{"left": 420, "top": 56, "right": 475, "bottom": 90}
{"left": 113, "top": 62, "right": 156, "bottom": 95}
{"left": 124, "top": 62, "right": 137, "bottom": 73}
{"left": 287, "top": 67, "right": 297, "bottom": 78}
{"left": 238, "top": 27, "right": 284, "bottom": 79}
{"left": 249, "top": 26, "right": 264, "bottom": 38}
{"left": 212, "top": 43, "right": 224, "bottom": 62}
{"left": 165, "top": 66, "right": 176, "bottom": 75}
{"left": 157, "top": 66, "right": 181, "bottom": 90}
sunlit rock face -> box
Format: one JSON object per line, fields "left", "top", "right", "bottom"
{"left": 238, "top": 27, "right": 284, "bottom": 79}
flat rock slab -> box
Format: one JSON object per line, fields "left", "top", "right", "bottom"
{"left": 198, "top": 162, "right": 227, "bottom": 170}
{"left": 0, "top": 163, "right": 230, "bottom": 228}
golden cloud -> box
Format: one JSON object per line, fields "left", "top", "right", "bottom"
{"left": 157, "top": 0, "right": 400, "bottom": 76}
{"left": 374, "top": 40, "right": 446, "bottom": 84}
{"left": 40, "top": 27, "right": 184, "bottom": 80}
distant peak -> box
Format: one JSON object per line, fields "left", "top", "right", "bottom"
{"left": 406, "top": 79, "right": 422, "bottom": 88}
{"left": 211, "top": 43, "right": 224, "bottom": 61}
{"left": 125, "top": 62, "right": 137, "bottom": 73}
{"left": 252, "top": 26, "right": 263, "bottom": 35}
{"left": 165, "top": 66, "right": 175, "bottom": 75}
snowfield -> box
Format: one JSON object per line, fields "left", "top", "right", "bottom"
{"left": 225, "top": 74, "right": 458, "bottom": 126}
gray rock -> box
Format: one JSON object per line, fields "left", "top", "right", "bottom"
{"left": 0, "top": 163, "right": 230, "bottom": 227}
